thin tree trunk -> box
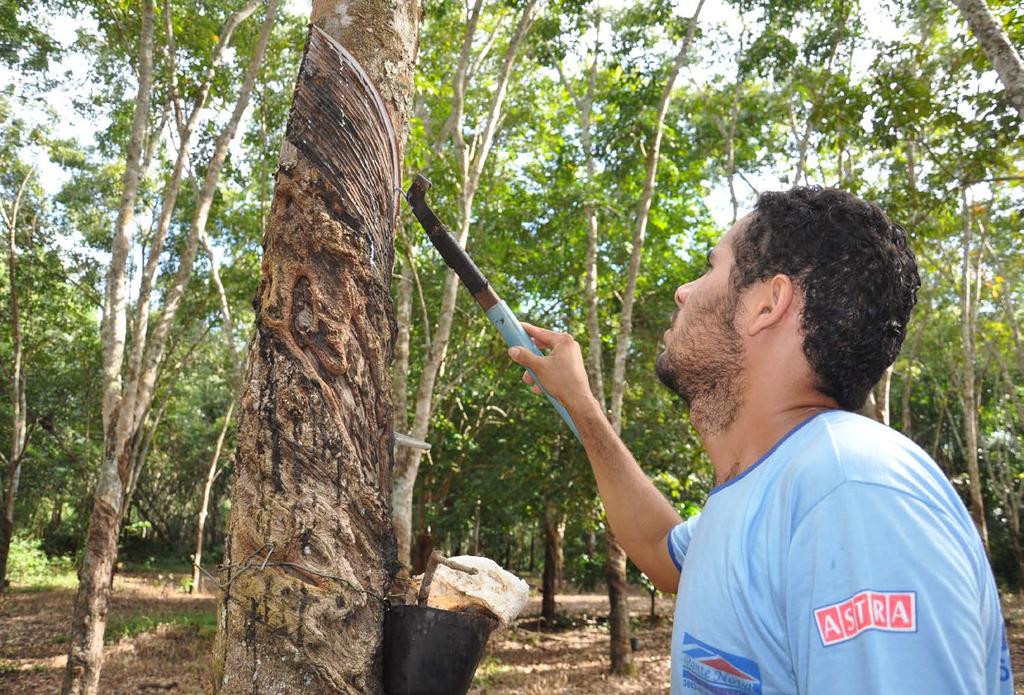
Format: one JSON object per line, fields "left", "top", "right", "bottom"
{"left": 97, "top": 1, "right": 156, "bottom": 443}
{"left": 604, "top": 3, "right": 704, "bottom": 674}
{"left": 412, "top": 530, "right": 433, "bottom": 575}
{"left": 211, "top": 0, "right": 419, "bottom": 690}
{"left": 788, "top": 25, "right": 846, "bottom": 187}
{"left": 127, "top": 0, "right": 260, "bottom": 408}
{"left": 877, "top": 366, "right": 893, "bottom": 425}
{"left": 958, "top": 188, "right": 987, "bottom": 550}
{"left": 899, "top": 324, "right": 925, "bottom": 438}
{"left": 62, "top": 4, "right": 278, "bottom": 692}
{"left": 556, "top": 15, "right": 605, "bottom": 406}
{"left": 608, "top": 0, "right": 704, "bottom": 430}
{"left": 605, "top": 529, "right": 631, "bottom": 670}
{"left": 392, "top": 0, "right": 539, "bottom": 567}
{"left": 189, "top": 228, "right": 243, "bottom": 596}
{"left": 192, "top": 401, "right": 234, "bottom": 595}
{"left": 392, "top": 249, "right": 414, "bottom": 436}
{"left": 473, "top": 498, "right": 482, "bottom": 554}
{"left": 0, "top": 168, "right": 33, "bottom": 592}
{"left": 120, "top": 401, "right": 166, "bottom": 522}
{"left": 541, "top": 500, "right": 564, "bottom": 623}
{"left": 860, "top": 365, "right": 893, "bottom": 424}
{"left": 1010, "top": 500, "right": 1024, "bottom": 582}
{"left": 949, "top": 0, "right": 1024, "bottom": 117}
{"left": 61, "top": 3, "right": 155, "bottom": 690}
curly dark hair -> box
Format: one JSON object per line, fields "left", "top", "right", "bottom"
{"left": 730, "top": 187, "right": 920, "bottom": 411}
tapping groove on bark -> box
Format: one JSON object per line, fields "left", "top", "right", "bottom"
{"left": 212, "top": 3, "right": 419, "bottom": 691}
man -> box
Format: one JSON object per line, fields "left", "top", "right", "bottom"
{"left": 507, "top": 187, "right": 1012, "bottom": 694}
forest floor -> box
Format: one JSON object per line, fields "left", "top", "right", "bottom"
{"left": 1, "top": 572, "right": 1024, "bottom": 693}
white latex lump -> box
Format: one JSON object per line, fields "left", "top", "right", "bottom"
{"left": 420, "top": 555, "right": 529, "bottom": 628}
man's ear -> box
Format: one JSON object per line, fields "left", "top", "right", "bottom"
{"left": 746, "top": 274, "right": 795, "bottom": 337}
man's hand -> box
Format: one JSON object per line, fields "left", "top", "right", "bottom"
{"left": 509, "top": 323, "right": 683, "bottom": 593}
{"left": 507, "top": 323, "right": 593, "bottom": 413}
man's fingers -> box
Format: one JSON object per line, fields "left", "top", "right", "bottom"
{"left": 522, "top": 371, "right": 534, "bottom": 385}
{"left": 520, "top": 322, "right": 568, "bottom": 348}
{"left": 508, "top": 345, "right": 542, "bottom": 371}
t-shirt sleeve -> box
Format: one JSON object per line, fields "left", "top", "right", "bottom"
{"left": 667, "top": 513, "right": 701, "bottom": 571}
{"left": 785, "top": 481, "right": 1009, "bottom": 695}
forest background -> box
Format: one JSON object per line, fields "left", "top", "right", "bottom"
{"left": 0, "top": 0, "right": 1022, "bottom": 688}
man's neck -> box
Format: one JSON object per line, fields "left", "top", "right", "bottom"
{"left": 701, "top": 397, "right": 837, "bottom": 487}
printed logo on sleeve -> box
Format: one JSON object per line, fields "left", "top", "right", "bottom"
{"left": 814, "top": 590, "right": 916, "bottom": 647}
{"left": 680, "top": 632, "right": 762, "bottom": 694}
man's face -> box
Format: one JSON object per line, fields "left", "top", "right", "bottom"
{"left": 655, "top": 219, "right": 747, "bottom": 435}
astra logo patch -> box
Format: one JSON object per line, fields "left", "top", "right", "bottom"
{"left": 814, "top": 590, "right": 916, "bottom": 646}
{"left": 680, "top": 633, "right": 762, "bottom": 694}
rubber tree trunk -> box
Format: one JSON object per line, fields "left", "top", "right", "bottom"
{"left": 391, "top": 0, "right": 538, "bottom": 567}
{"left": 61, "top": 3, "right": 155, "bottom": 690}
{"left": 191, "top": 228, "right": 241, "bottom": 595}
{"left": 210, "top": 1, "right": 419, "bottom": 691}
{"left": 191, "top": 401, "right": 234, "bottom": 594}
{"left": 860, "top": 365, "right": 893, "bottom": 424}
{"left": 412, "top": 530, "right": 433, "bottom": 575}
{"left": 604, "top": 3, "right": 705, "bottom": 673}
{"left": 959, "top": 188, "right": 988, "bottom": 550}
{"left": 541, "top": 501, "right": 565, "bottom": 623}
{"left": 0, "top": 168, "right": 32, "bottom": 593}
{"left": 949, "top": 0, "right": 1024, "bottom": 118}
{"left": 63, "top": 3, "right": 277, "bottom": 690}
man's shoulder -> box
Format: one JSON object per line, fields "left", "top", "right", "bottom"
{"left": 773, "top": 410, "right": 966, "bottom": 528}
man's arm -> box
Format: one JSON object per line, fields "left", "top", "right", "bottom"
{"left": 508, "top": 322, "right": 683, "bottom": 592}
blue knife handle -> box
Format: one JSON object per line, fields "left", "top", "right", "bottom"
{"left": 486, "top": 300, "right": 580, "bottom": 440}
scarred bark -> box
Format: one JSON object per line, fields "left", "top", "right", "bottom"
{"left": 949, "top": 0, "right": 1024, "bottom": 118}
{"left": 211, "top": 1, "right": 419, "bottom": 691}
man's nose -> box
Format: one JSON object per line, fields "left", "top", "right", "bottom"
{"left": 675, "top": 282, "right": 694, "bottom": 307}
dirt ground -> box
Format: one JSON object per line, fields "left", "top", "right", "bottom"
{"left": 2, "top": 575, "right": 1024, "bottom": 693}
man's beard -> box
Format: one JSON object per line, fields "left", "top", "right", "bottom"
{"left": 655, "top": 291, "right": 745, "bottom": 436}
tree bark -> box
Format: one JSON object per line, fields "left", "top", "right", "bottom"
{"left": 190, "top": 227, "right": 242, "bottom": 595}
{"left": 541, "top": 501, "right": 565, "bottom": 623}
{"left": 0, "top": 167, "right": 33, "bottom": 592}
{"left": 605, "top": 530, "right": 631, "bottom": 672}
{"left": 392, "top": 248, "right": 414, "bottom": 436}
{"left": 97, "top": 0, "right": 156, "bottom": 443}
{"left": 556, "top": 16, "right": 605, "bottom": 406}
{"left": 412, "top": 530, "right": 433, "bottom": 575}
{"left": 192, "top": 401, "right": 234, "bottom": 595}
{"left": 949, "top": 0, "right": 1024, "bottom": 118}
{"left": 860, "top": 365, "right": 893, "bottom": 424}
{"left": 392, "top": 0, "right": 539, "bottom": 567}
{"left": 604, "top": 3, "right": 704, "bottom": 674}
{"left": 211, "top": 0, "right": 419, "bottom": 691}
{"left": 127, "top": 0, "right": 261, "bottom": 409}
{"left": 958, "top": 188, "right": 987, "bottom": 550}
{"left": 62, "top": 4, "right": 278, "bottom": 692}
{"left": 899, "top": 324, "right": 925, "bottom": 438}
{"left": 60, "top": 3, "right": 155, "bottom": 690}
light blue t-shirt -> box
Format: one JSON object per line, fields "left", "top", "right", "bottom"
{"left": 668, "top": 410, "right": 1011, "bottom": 695}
